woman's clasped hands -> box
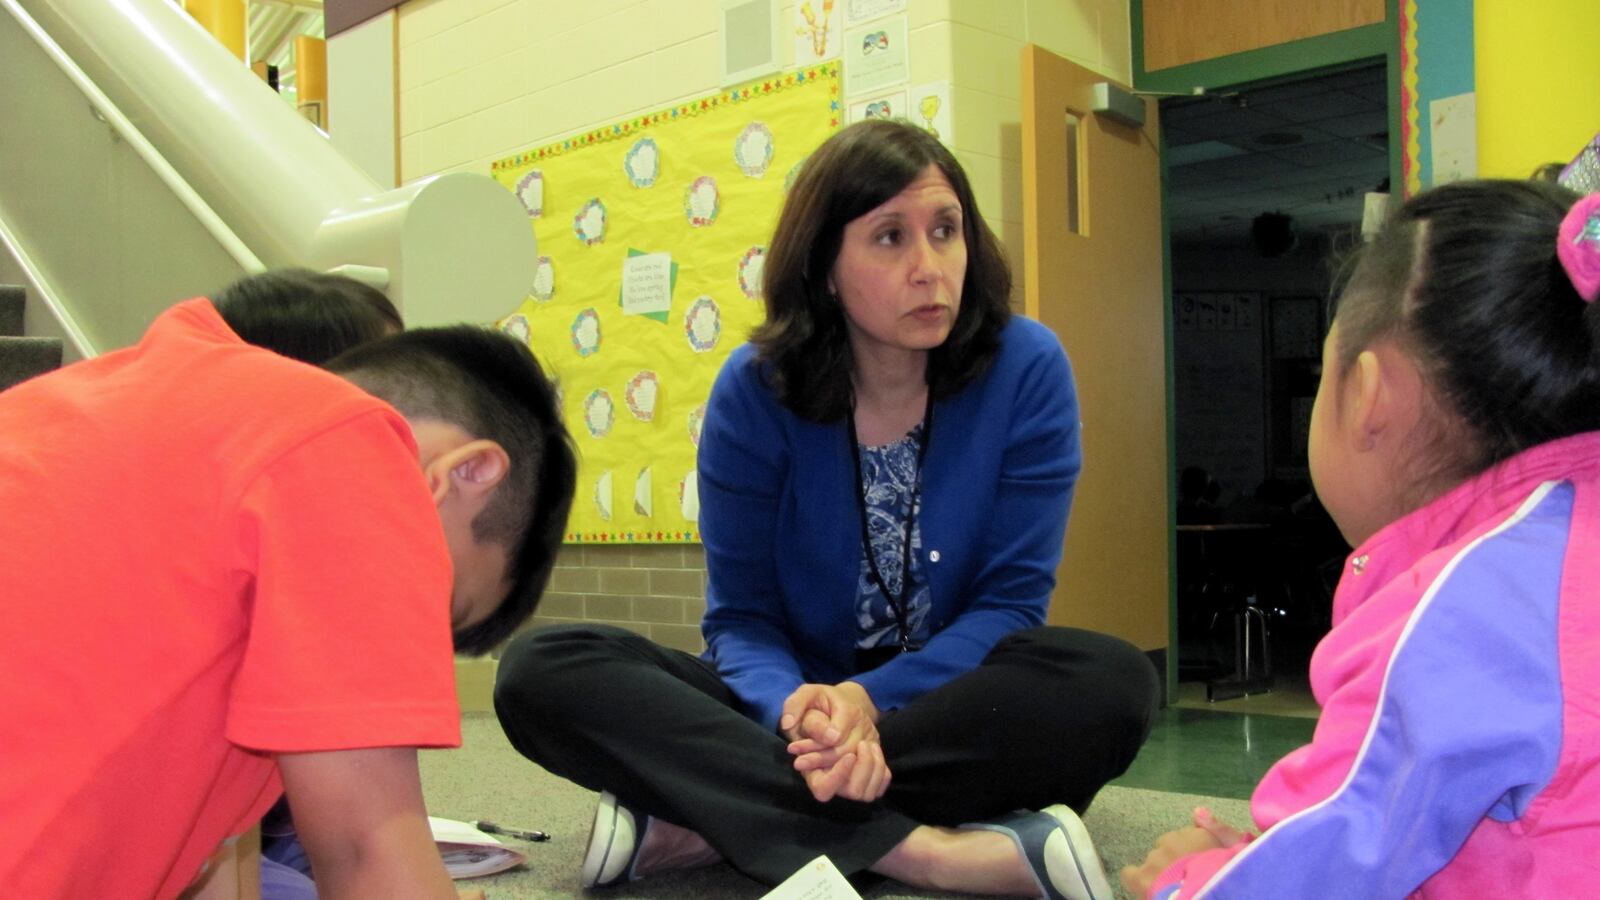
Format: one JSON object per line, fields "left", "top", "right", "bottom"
{"left": 779, "top": 681, "right": 891, "bottom": 804}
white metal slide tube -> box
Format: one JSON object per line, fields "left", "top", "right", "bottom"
{"left": 19, "top": 0, "right": 535, "bottom": 327}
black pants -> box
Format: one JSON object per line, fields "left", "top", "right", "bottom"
{"left": 494, "top": 624, "right": 1159, "bottom": 885}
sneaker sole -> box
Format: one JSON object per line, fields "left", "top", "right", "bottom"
{"left": 1040, "top": 804, "right": 1114, "bottom": 900}
{"left": 580, "top": 792, "right": 624, "bottom": 888}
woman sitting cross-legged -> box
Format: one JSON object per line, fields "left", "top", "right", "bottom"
{"left": 493, "top": 119, "right": 1159, "bottom": 900}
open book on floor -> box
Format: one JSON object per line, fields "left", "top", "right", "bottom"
{"left": 429, "top": 817, "right": 529, "bottom": 879}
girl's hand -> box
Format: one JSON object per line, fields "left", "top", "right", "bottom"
{"left": 1192, "top": 806, "right": 1248, "bottom": 847}
{"left": 1118, "top": 824, "right": 1229, "bottom": 897}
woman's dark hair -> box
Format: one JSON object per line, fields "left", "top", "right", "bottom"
{"left": 214, "top": 268, "right": 403, "bottom": 364}
{"left": 752, "top": 119, "right": 1011, "bottom": 421}
{"left": 1330, "top": 179, "right": 1600, "bottom": 479}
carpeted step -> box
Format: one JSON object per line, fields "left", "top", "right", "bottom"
{"left": 0, "top": 285, "right": 24, "bottom": 337}
{"left": 0, "top": 335, "right": 63, "bottom": 392}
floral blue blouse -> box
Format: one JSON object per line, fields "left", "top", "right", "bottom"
{"left": 855, "top": 423, "right": 931, "bottom": 649}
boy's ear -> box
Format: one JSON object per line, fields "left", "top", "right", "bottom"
{"left": 424, "top": 439, "right": 510, "bottom": 505}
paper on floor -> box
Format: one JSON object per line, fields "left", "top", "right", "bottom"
{"left": 759, "top": 855, "right": 863, "bottom": 900}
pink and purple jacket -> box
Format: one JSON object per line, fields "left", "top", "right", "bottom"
{"left": 1152, "top": 431, "right": 1600, "bottom": 899}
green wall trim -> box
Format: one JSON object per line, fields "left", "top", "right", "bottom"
{"left": 1133, "top": 17, "right": 1392, "bottom": 94}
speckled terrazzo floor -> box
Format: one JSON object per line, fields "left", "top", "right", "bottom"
{"left": 418, "top": 712, "right": 1281, "bottom": 899}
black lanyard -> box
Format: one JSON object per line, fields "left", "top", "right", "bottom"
{"left": 847, "top": 390, "right": 934, "bottom": 653}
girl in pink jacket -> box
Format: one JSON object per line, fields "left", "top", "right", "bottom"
{"left": 1125, "top": 179, "right": 1600, "bottom": 899}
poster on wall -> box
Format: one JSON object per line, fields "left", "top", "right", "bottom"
{"left": 843, "top": 15, "right": 908, "bottom": 96}
{"left": 1429, "top": 92, "right": 1477, "bottom": 185}
{"left": 908, "top": 81, "right": 952, "bottom": 143}
{"left": 844, "top": 0, "right": 905, "bottom": 27}
{"left": 847, "top": 89, "right": 907, "bottom": 123}
{"left": 794, "top": 0, "right": 842, "bottom": 64}
{"left": 490, "top": 65, "right": 842, "bottom": 543}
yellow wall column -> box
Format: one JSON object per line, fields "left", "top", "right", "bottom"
{"left": 182, "top": 0, "right": 246, "bottom": 61}
{"left": 1476, "top": 0, "right": 1600, "bottom": 178}
{"left": 295, "top": 35, "right": 328, "bottom": 130}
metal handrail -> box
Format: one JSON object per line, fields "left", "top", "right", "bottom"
{"left": 1, "top": 0, "right": 266, "bottom": 278}
{"left": 0, "top": 213, "right": 94, "bottom": 359}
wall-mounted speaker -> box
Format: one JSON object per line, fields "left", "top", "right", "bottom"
{"left": 720, "top": 0, "right": 783, "bottom": 87}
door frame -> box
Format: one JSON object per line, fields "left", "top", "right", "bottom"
{"left": 1130, "top": 0, "right": 1403, "bottom": 701}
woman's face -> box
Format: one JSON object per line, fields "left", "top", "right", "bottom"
{"left": 828, "top": 164, "right": 967, "bottom": 364}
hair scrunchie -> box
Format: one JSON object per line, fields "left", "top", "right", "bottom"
{"left": 1557, "top": 192, "right": 1600, "bottom": 303}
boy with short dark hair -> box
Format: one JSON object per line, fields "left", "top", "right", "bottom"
{"left": 0, "top": 282, "right": 575, "bottom": 898}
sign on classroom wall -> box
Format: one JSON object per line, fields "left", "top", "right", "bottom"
{"left": 490, "top": 64, "right": 841, "bottom": 544}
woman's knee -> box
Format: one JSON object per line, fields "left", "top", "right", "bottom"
{"left": 493, "top": 623, "right": 636, "bottom": 720}
{"left": 999, "top": 626, "right": 1160, "bottom": 735}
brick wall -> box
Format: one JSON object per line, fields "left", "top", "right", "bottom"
{"left": 520, "top": 543, "right": 708, "bottom": 654}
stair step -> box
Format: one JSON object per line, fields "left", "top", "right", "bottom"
{"left": 0, "top": 335, "right": 64, "bottom": 392}
{"left": 0, "top": 285, "right": 23, "bottom": 337}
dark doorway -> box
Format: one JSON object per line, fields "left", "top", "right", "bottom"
{"left": 1164, "top": 62, "right": 1388, "bottom": 712}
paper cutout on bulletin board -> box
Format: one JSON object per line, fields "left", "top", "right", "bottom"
{"left": 514, "top": 170, "right": 543, "bottom": 217}
{"left": 574, "top": 199, "right": 607, "bottom": 245}
{"left": 737, "top": 247, "right": 766, "bottom": 299}
{"left": 491, "top": 64, "right": 841, "bottom": 543}
{"left": 634, "top": 467, "right": 653, "bottom": 517}
{"left": 532, "top": 256, "right": 555, "bottom": 301}
{"left": 680, "top": 471, "right": 700, "bottom": 522}
{"left": 625, "top": 370, "right": 660, "bottom": 422}
{"left": 620, "top": 250, "right": 676, "bottom": 321}
{"left": 734, "top": 123, "right": 776, "bottom": 177}
{"left": 501, "top": 314, "right": 530, "bottom": 344}
{"left": 685, "top": 177, "right": 720, "bottom": 226}
{"left": 624, "top": 137, "right": 661, "bottom": 187}
{"left": 570, "top": 308, "right": 601, "bottom": 357}
{"left": 684, "top": 297, "right": 721, "bottom": 352}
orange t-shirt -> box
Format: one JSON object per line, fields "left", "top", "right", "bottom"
{"left": 0, "top": 299, "right": 461, "bottom": 898}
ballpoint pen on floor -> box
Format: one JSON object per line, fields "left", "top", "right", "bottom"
{"left": 475, "top": 820, "right": 551, "bottom": 842}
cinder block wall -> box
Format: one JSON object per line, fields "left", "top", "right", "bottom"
{"left": 527, "top": 545, "right": 708, "bottom": 654}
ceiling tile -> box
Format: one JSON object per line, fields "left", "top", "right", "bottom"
{"left": 1183, "top": 152, "right": 1306, "bottom": 182}
{"left": 1161, "top": 104, "right": 1290, "bottom": 140}
{"left": 1167, "top": 140, "right": 1249, "bottom": 167}
{"left": 1271, "top": 139, "right": 1386, "bottom": 167}
{"left": 1252, "top": 89, "right": 1380, "bottom": 124}
{"left": 1315, "top": 110, "right": 1390, "bottom": 139}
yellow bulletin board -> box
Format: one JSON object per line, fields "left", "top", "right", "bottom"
{"left": 491, "top": 64, "right": 840, "bottom": 543}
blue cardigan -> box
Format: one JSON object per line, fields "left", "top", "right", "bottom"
{"left": 698, "top": 316, "right": 1083, "bottom": 730}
